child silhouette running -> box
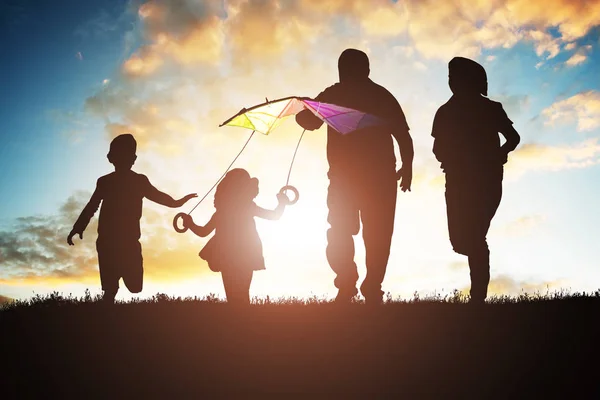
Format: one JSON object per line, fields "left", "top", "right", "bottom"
{"left": 67, "top": 134, "right": 197, "bottom": 302}
{"left": 432, "top": 57, "right": 521, "bottom": 303}
{"left": 181, "top": 168, "right": 288, "bottom": 304}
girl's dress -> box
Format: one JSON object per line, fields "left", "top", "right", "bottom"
{"left": 199, "top": 202, "right": 265, "bottom": 272}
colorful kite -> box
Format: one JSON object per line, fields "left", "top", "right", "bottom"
{"left": 219, "top": 96, "right": 386, "bottom": 135}
{"left": 174, "top": 96, "right": 384, "bottom": 233}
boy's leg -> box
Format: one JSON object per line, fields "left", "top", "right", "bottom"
{"left": 468, "top": 243, "right": 490, "bottom": 303}
{"left": 97, "top": 240, "right": 119, "bottom": 303}
{"left": 122, "top": 241, "right": 144, "bottom": 294}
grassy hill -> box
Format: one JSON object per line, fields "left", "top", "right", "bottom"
{"left": 2, "top": 291, "right": 599, "bottom": 398}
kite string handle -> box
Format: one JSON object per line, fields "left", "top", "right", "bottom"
{"left": 187, "top": 130, "right": 256, "bottom": 215}
{"left": 279, "top": 129, "right": 305, "bottom": 206}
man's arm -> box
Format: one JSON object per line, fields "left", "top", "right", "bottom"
{"left": 144, "top": 176, "right": 197, "bottom": 208}
{"left": 68, "top": 180, "right": 103, "bottom": 245}
{"left": 388, "top": 94, "right": 414, "bottom": 192}
{"left": 295, "top": 88, "right": 334, "bottom": 131}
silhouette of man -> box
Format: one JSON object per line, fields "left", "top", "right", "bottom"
{"left": 295, "top": 49, "right": 414, "bottom": 304}
{"left": 67, "top": 134, "right": 197, "bottom": 303}
{"left": 432, "top": 57, "right": 520, "bottom": 303}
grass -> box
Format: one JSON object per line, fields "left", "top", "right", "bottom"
{"left": 2, "top": 290, "right": 600, "bottom": 398}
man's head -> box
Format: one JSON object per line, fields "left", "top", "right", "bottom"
{"left": 338, "top": 48, "right": 370, "bottom": 83}
{"left": 448, "top": 57, "right": 487, "bottom": 97}
{"left": 107, "top": 134, "right": 137, "bottom": 169}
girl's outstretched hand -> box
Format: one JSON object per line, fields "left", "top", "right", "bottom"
{"left": 276, "top": 192, "right": 289, "bottom": 206}
{"left": 181, "top": 214, "right": 193, "bottom": 228}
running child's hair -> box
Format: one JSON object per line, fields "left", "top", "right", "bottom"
{"left": 213, "top": 168, "right": 259, "bottom": 210}
{"left": 448, "top": 57, "right": 488, "bottom": 97}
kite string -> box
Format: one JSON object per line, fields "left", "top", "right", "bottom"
{"left": 187, "top": 130, "right": 256, "bottom": 215}
{"left": 285, "top": 129, "right": 306, "bottom": 187}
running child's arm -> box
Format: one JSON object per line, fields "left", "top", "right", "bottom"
{"left": 182, "top": 214, "right": 216, "bottom": 237}
{"left": 143, "top": 176, "right": 197, "bottom": 208}
{"left": 254, "top": 194, "right": 287, "bottom": 221}
{"left": 499, "top": 125, "right": 521, "bottom": 155}
{"left": 68, "top": 180, "right": 103, "bottom": 245}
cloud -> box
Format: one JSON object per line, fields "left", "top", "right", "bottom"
{"left": 493, "top": 215, "right": 547, "bottom": 237}
{"left": 564, "top": 44, "right": 593, "bottom": 66}
{"left": 0, "top": 192, "right": 212, "bottom": 287}
{"left": 507, "top": 139, "right": 600, "bottom": 178}
{"left": 75, "top": 51, "right": 83, "bottom": 61}
{"left": 542, "top": 91, "right": 600, "bottom": 132}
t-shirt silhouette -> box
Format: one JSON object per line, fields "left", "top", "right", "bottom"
{"left": 73, "top": 171, "right": 153, "bottom": 242}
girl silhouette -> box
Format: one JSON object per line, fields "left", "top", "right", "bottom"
{"left": 182, "top": 168, "right": 288, "bottom": 304}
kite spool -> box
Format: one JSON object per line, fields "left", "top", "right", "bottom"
{"left": 173, "top": 212, "right": 189, "bottom": 233}
{"left": 279, "top": 185, "right": 299, "bottom": 206}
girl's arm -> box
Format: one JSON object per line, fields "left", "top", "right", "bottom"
{"left": 183, "top": 214, "right": 216, "bottom": 237}
{"left": 254, "top": 195, "right": 287, "bottom": 221}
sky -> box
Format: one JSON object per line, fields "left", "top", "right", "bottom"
{"left": 1, "top": 0, "right": 600, "bottom": 302}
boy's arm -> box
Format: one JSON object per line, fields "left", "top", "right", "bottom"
{"left": 500, "top": 125, "right": 521, "bottom": 154}
{"left": 68, "top": 180, "right": 102, "bottom": 245}
{"left": 496, "top": 104, "right": 521, "bottom": 163}
{"left": 183, "top": 214, "right": 216, "bottom": 237}
{"left": 144, "top": 176, "right": 197, "bottom": 208}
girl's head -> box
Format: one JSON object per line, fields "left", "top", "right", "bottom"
{"left": 448, "top": 57, "right": 487, "bottom": 97}
{"left": 214, "top": 168, "right": 259, "bottom": 210}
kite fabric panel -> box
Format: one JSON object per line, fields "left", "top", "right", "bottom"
{"left": 221, "top": 97, "right": 386, "bottom": 135}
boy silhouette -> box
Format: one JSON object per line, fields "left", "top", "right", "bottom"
{"left": 67, "top": 134, "right": 197, "bottom": 302}
{"left": 432, "top": 57, "right": 520, "bottom": 303}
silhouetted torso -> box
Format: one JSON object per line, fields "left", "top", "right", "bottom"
{"left": 75, "top": 171, "right": 152, "bottom": 242}
{"left": 200, "top": 203, "right": 265, "bottom": 272}
{"left": 314, "top": 80, "right": 409, "bottom": 181}
{"left": 432, "top": 95, "right": 511, "bottom": 180}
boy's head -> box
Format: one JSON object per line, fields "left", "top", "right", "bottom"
{"left": 338, "top": 48, "right": 370, "bottom": 83}
{"left": 448, "top": 57, "right": 487, "bottom": 97}
{"left": 107, "top": 134, "right": 137, "bottom": 169}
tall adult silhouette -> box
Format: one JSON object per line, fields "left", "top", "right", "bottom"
{"left": 67, "top": 134, "right": 197, "bottom": 303}
{"left": 431, "top": 57, "right": 520, "bottom": 303}
{"left": 296, "top": 49, "right": 414, "bottom": 304}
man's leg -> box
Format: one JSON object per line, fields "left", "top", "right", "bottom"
{"left": 326, "top": 179, "right": 360, "bottom": 301}
{"left": 359, "top": 178, "right": 397, "bottom": 303}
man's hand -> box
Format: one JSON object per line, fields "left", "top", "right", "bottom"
{"left": 397, "top": 167, "right": 412, "bottom": 192}
{"left": 67, "top": 229, "right": 83, "bottom": 246}
{"left": 177, "top": 193, "right": 198, "bottom": 207}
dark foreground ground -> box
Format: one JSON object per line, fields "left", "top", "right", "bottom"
{"left": 2, "top": 292, "right": 600, "bottom": 398}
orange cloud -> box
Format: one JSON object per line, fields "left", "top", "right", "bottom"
{"left": 507, "top": 139, "right": 600, "bottom": 178}
{"left": 542, "top": 91, "right": 600, "bottom": 132}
